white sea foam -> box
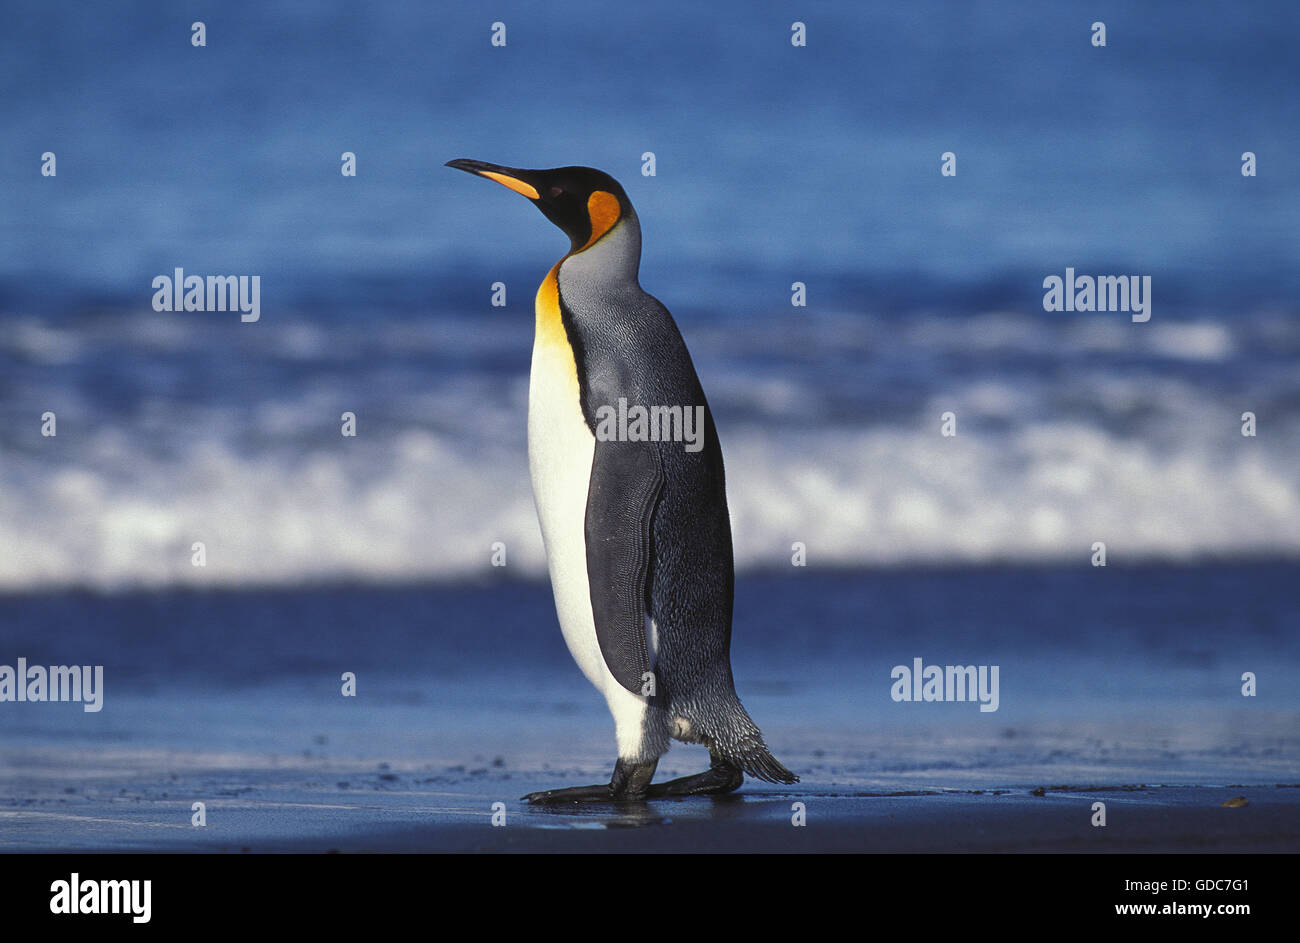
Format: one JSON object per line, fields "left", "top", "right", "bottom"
{"left": 2, "top": 411, "right": 1296, "bottom": 591}
{"left": 2, "top": 308, "right": 1295, "bottom": 590}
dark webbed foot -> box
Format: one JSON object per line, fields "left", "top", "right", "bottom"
{"left": 522, "top": 755, "right": 755, "bottom": 804}
{"left": 522, "top": 757, "right": 658, "bottom": 804}
{"left": 521, "top": 783, "right": 630, "bottom": 804}
{"left": 644, "top": 759, "right": 743, "bottom": 798}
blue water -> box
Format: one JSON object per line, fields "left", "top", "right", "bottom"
{"left": 1, "top": 568, "right": 1296, "bottom": 787}
{"left": 5, "top": 0, "right": 1300, "bottom": 309}
{"left": 1, "top": 1, "right": 1298, "bottom": 589}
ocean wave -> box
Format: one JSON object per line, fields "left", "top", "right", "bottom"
{"left": 2, "top": 305, "right": 1296, "bottom": 590}
{"left": 2, "top": 415, "right": 1296, "bottom": 591}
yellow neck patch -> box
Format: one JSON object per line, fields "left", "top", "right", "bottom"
{"left": 535, "top": 261, "right": 568, "bottom": 350}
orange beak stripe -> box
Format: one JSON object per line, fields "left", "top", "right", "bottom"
{"left": 479, "top": 171, "right": 540, "bottom": 200}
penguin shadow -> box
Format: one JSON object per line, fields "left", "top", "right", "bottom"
{"left": 522, "top": 801, "right": 671, "bottom": 829}
{"left": 519, "top": 792, "right": 754, "bottom": 829}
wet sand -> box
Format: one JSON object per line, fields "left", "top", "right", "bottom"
{"left": 3, "top": 740, "right": 1297, "bottom": 853}
{"left": 2, "top": 570, "right": 1297, "bottom": 853}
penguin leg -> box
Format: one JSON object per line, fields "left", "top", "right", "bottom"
{"left": 521, "top": 757, "right": 658, "bottom": 804}
{"left": 643, "top": 748, "right": 744, "bottom": 798}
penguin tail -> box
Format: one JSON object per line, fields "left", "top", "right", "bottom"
{"left": 731, "top": 737, "right": 799, "bottom": 785}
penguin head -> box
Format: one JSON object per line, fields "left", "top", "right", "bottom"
{"left": 446, "top": 159, "right": 632, "bottom": 253}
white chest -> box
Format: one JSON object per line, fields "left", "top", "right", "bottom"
{"left": 525, "top": 251, "right": 656, "bottom": 760}
{"left": 527, "top": 307, "right": 605, "bottom": 690}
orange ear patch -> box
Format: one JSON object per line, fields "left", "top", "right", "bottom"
{"left": 581, "top": 191, "right": 621, "bottom": 249}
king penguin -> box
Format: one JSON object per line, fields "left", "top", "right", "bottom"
{"left": 446, "top": 158, "right": 798, "bottom": 802}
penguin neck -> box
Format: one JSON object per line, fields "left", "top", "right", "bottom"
{"left": 533, "top": 210, "right": 642, "bottom": 359}
{"left": 560, "top": 209, "right": 642, "bottom": 288}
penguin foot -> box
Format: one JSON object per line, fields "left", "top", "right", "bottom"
{"left": 643, "top": 761, "right": 744, "bottom": 798}
{"left": 522, "top": 757, "right": 658, "bottom": 804}
{"left": 521, "top": 758, "right": 747, "bottom": 803}
{"left": 521, "top": 783, "right": 633, "bottom": 804}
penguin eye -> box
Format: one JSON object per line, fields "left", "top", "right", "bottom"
{"left": 549, "top": 186, "right": 565, "bottom": 199}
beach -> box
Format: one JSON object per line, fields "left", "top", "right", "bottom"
{"left": 2, "top": 567, "right": 1296, "bottom": 853}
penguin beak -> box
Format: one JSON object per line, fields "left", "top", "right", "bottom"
{"left": 445, "top": 158, "right": 541, "bottom": 201}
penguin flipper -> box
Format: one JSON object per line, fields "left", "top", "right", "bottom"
{"left": 584, "top": 439, "right": 663, "bottom": 695}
